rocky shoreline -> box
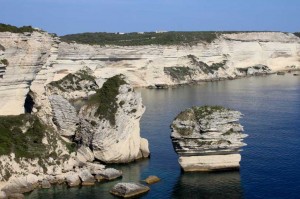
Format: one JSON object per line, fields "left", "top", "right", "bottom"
{"left": 146, "top": 68, "right": 300, "bottom": 89}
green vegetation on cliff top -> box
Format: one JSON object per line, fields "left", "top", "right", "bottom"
{"left": 294, "top": 32, "right": 300, "bottom": 38}
{"left": 193, "top": 106, "right": 228, "bottom": 121}
{"left": 0, "top": 59, "right": 9, "bottom": 66}
{"left": 87, "top": 75, "right": 126, "bottom": 126}
{"left": 0, "top": 23, "right": 36, "bottom": 33}
{"left": 61, "top": 31, "right": 220, "bottom": 46}
{"left": 60, "top": 31, "right": 290, "bottom": 46}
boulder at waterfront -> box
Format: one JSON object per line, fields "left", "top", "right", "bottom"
{"left": 110, "top": 182, "right": 150, "bottom": 198}
{"left": 171, "top": 106, "right": 247, "bottom": 171}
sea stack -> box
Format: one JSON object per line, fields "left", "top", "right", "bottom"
{"left": 171, "top": 106, "right": 247, "bottom": 172}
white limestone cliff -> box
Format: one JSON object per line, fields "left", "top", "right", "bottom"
{"left": 1, "top": 31, "right": 300, "bottom": 116}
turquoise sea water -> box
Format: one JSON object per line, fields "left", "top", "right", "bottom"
{"left": 26, "top": 72, "right": 300, "bottom": 199}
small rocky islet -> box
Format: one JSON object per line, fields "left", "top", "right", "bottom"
{"left": 171, "top": 106, "right": 247, "bottom": 172}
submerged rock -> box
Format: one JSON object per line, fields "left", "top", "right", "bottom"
{"left": 110, "top": 183, "right": 150, "bottom": 198}
{"left": 171, "top": 106, "right": 247, "bottom": 171}
{"left": 144, "top": 176, "right": 160, "bottom": 184}
{"left": 6, "top": 193, "right": 24, "bottom": 199}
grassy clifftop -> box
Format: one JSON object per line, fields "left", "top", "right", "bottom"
{"left": 60, "top": 31, "right": 220, "bottom": 46}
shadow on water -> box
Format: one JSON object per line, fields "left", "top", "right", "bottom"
{"left": 172, "top": 171, "right": 243, "bottom": 199}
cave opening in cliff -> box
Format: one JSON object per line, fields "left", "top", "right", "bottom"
{"left": 24, "top": 93, "right": 35, "bottom": 113}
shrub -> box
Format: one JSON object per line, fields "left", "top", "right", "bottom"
{"left": 0, "top": 114, "right": 47, "bottom": 158}
{"left": 164, "top": 66, "right": 193, "bottom": 81}
{"left": 60, "top": 31, "right": 220, "bottom": 46}
{"left": 0, "top": 59, "right": 8, "bottom": 66}
{"left": 0, "top": 23, "right": 36, "bottom": 33}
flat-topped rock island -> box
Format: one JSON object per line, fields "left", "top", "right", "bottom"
{"left": 171, "top": 106, "right": 247, "bottom": 172}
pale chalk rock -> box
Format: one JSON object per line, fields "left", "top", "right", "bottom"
{"left": 0, "top": 31, "right": 57, "bottom": 116}
{"left": 49, "top": 95, "right": 79, "bottom": 137}
{"left": 179, "top": 154, "right": 241, "bottom": 172}
{"left": 2, "top": 174, "right": 39, "bottom": 195}
{"left": 139, "top": 138, "right": 150, "bottom": 158}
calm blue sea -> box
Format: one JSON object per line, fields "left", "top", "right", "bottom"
{"left": 26, "top": 72, "right": 300, "bottom": 199}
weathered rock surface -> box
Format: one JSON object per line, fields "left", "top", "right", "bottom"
{"left": 2, "top": 174, "right": 39, "bottom": 195}
{"left": 0, "top": 31, "right": 58, "bottom": 115}
{"left": 171, "top": 106, "right": 247, "bottom": 171}
{"left": 110, "top": 182, "right": 150, "bottom": 198}
{"left": 79, "top": 76, "right": 150, "bottom": 163}
{"left": 49, "top": 95, "right": 79, "bottom": 137}
{"left": 144, "top": 176, "right": 160, "bottom": 184}
{"left": 95, "top": 168, "right": 122, "bottom": 181}
{"left": 65, "top": 172, "right": 81, "bottom": 187}
{"left": 1, "top": 31, "right": 300, "bottom": 116}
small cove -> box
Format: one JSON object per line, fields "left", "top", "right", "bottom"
{"left": 26, "top": 72, "right": 300, "bottom": 199}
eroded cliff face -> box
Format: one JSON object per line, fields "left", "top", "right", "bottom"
{"left": 56, "top": 32, "right": 300, "bottom": 87}
{"left": 1, "top": 31, "right": 300, "bottom": 115}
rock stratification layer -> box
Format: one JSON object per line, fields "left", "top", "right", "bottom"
{"left": 171, "top": 106, "right": 247, "bottom": 171}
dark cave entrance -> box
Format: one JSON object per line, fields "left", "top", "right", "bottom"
{"left": 24, "top": 93, "right": 35, "bottom": 113}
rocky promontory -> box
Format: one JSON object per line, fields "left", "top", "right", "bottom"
{"left": 171, "top": 106, "right": 247, "bottom": 171}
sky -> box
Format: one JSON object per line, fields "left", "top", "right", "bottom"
{"left": 1, "top": 0, "right": 300, "bottom": 36}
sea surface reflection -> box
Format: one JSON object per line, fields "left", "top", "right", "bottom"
{"left": 173, "top": 171, "right": 242, "bottom": 199}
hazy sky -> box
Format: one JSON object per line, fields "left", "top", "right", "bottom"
{"left": 1, "top": 0, "right": 300, "bottom": 35}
